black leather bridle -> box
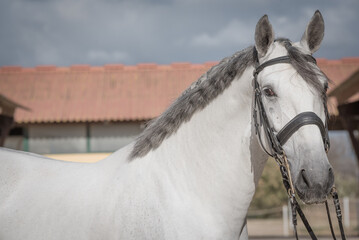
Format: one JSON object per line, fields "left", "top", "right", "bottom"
{"left": 253, "top": 55, "right": 330, "bottom": 157}
{"left": 252, "top": 54, "right": 346, "bottom": 240}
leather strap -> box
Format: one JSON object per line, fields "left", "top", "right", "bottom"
{"left": 332, "top": 190, "right": 347, "bottom": 240}
{"left": 255, "top": 54, "right": 316, "bottom": 76}
{"left": 277, "top": 112, "right": 327, "bottom": 146}
{"left": 295, "top": 199, "right": 318, "bottom": 240}
{"left": 254, "top": 56, "right": 291, "bottom": 76}
{"left": 280, "top": 163, "right": 318, "bottom": 240}
{"left": 325, "top": 200, "right": 337, "bottom": 240}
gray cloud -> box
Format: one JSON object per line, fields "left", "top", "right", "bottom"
{"left": 0, "top": 0, "right": 358, "bottom": 67}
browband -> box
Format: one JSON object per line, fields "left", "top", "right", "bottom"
{"left": 254, "top": 54, "right": 317, "bottom": 76}
{"left": 254, "top": 56, "right": 291, "bottom": 76}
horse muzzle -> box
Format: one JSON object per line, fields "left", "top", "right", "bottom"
{"left": 295, "top": 167, "right": 334, "bottom": 204}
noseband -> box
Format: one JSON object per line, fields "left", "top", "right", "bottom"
{"left": 252, "top": 54, "right": 346, "bottom": 240}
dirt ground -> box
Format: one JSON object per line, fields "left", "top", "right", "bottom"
{"left": 247, "top": 218, "right": 359, "bottom": 239}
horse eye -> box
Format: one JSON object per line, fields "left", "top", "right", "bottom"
{"left": 263, "top": 88, "right": 277, "bottom": 97}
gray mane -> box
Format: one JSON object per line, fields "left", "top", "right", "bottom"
{"left": 129, "top": 46, "right": 256, "bottom": 159}
{"left": 129, "top": 40, "right": 329, "bottom": 160}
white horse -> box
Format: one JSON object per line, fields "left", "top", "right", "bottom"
{"left": 0, "top": 11, "right": 333, "bottom": 240}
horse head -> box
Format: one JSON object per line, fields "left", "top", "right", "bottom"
{"left": 253, "top": 11, "right": 334, "bottom": 204}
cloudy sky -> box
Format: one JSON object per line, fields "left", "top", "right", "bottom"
{"left": 0, "top": 0, "right": 358, "bottom": 67}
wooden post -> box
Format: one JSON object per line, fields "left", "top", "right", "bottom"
{"left": 86, "top": 123, "right": 91, "bottom": 153}
{"left": 23, "top": 127, "right": 29, "bottom": 151}
{"left": 343, "top": 197, "right": 350, "bottom": 228}
{"left": 338, "top": 101, "right": 359, "bottom": 164}
{"left": 283, "top": 205, "right": 289, "bottom": 236}
{"left": 340, "top": 117, "right": 359, "bottom": 163}
{"left": 0, "top": 94, "right": 30, "bottom": 147}
{"left": 0, "top": 115, "right": 14, "bottom": 146}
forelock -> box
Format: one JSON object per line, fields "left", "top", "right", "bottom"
{"left": 274, "top": 38, "right": 329, "bottom": 100}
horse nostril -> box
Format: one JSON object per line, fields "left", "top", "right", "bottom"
{"left": 301, "top": 169, "right": 311, "bottom": 188}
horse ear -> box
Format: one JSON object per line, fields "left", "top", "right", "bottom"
{"left": 255, "top": 15, "right": 274, "bottom": 58}
{"left": 301, "top": 10, "right": 324, "bottom": 54}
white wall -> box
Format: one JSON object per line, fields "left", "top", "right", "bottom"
{"left": 4, "top": 136, "right": 23, "bottom": 150}
{"left": 22, "top": 122, "right": 143, "bottom": 154}
{"left": 29, "top": 124, "right": 87, "bottom": 154}
{"left": 90, "top": 122, "right": 142, "bottom": 152}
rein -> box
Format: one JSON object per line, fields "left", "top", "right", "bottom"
{"left": 252, "top": 54, "right": 346, "bottom": 240}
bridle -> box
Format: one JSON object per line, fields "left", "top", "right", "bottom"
{"left": 252, "top": 53, "right": 346, "bottom": 240}
{"left": 253, "top": 55, "right": 330, "bottom": 157}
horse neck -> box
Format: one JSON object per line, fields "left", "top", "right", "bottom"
{"left": 145, "top": 66, "right": 268, "bottom": 215}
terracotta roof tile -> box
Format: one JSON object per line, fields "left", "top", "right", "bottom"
{"left": 70, "top": 64, "right": 91, "bottom": 72}
{"left": 0, "top": 58, "right": 358, "bottom": 123}
{"left": 318, "top": 58, "right": 359, "bottom": 92}
{"left": 104, "top": 64, "right": 124, "bottom": 71}
{"left": 0, "top": 66, "right": 22, "bottom": 72}
{"left": 35, "top": 65, "right": 57, "bottom": 72}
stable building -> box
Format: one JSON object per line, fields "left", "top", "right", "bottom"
{"left": 0, "top": 63, "right": 215, "bottom": 155}
{"left": 0, "top": 94, "right": 29, "bottom": 147}
{"left": 328, "top": 67, "right": 359, "bottom": 161}
{"left": 0, "top": 58, "right": 358, "bottom": 160}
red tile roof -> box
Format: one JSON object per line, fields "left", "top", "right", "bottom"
{"left": 0, "top": 58, "right": 358, "bottom": 123}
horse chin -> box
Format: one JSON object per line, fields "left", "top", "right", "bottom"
{"left": 295, "top": 186, "right": 328, "bottom": 205}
